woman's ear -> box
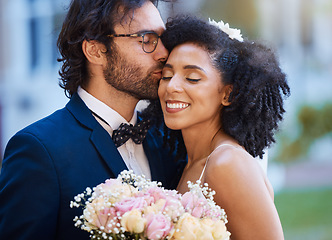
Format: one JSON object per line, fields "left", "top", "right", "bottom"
{"left": 221, "top": 84, "right": 233, "bottom": 106}
{"left": 82, "top": 40, "right": 107, "bottom": 66}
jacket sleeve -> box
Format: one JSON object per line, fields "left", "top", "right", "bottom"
{"left": 0, "top": 132, "right": 59, "bottom": 240}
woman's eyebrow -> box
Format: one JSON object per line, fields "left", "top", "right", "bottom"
{"left": 164, "top": 64, "right": 206, "bottom": 74}
{"left": 164, "top": 63, "right": 173, "bottom": 69}
{"left": 184, "top": 65, "right": 206, "bottom": 73}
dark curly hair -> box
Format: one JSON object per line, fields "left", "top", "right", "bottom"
{"left": 57, "top": 0, "right": 159, "bottom": 97}
{"left": 143, "top": 15, "right": 290, "bottom": 159}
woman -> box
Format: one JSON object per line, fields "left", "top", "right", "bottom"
{"left": 155, "top": 15, "right": 290, "bottom": 239}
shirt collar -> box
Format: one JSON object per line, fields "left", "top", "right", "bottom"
{"left": 77, "top": 86, "right": 137, "bottom": 130}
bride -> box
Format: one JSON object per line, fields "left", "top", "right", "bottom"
{"left": 149, "top": 15, "right": 290, "bottom": 239}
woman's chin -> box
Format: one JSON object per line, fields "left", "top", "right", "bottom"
{"left": 164, "top": 121, "right": 182, "bottom": 131}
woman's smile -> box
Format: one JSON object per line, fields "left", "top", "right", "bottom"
{"left": 165, "top": 100, "right": 190, "bottom": 113}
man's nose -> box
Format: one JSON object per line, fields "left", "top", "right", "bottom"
{"left": 154, "top": 39, "right": 169, "bottom": 62}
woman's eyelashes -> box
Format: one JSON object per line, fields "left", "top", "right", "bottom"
{"left": 185, "top": 71, "right": 202, "bottom": 82}
{"left": 186, "top": 78, "right": 200, "bottom": 82}
{"left": 161, "top": 76, "right": 201, "bottom": 82}
{"left": 161, "top": 69, "right": 172, "bottom": 81}
{"left": 161, "top": 76, "right": 172, "bottom": 80}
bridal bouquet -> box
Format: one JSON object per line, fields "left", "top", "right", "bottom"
{"left": 70, "top": 170, "right": 230, "bottom": 240}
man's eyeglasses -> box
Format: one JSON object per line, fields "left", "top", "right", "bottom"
{"left": 107, "top": 31, "right": 161, "bottom": 53}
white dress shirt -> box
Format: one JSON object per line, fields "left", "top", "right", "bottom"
{"left": 77, "top": 87, "right": 151, "bottom": 179}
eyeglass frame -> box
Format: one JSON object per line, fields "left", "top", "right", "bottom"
{"left": 107, "top": 31, "right": 161, "bottom": 53}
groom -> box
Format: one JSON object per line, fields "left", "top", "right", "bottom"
{"left": 0, "top": 0, "right": 185, "bottom": 239}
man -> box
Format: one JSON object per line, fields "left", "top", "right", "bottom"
{"left": 0, "top": 0, "right": 185, "bottom": 239}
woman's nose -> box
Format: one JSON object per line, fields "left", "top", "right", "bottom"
{"left": 166, "top": 76, "right": 183, "bottom": 93}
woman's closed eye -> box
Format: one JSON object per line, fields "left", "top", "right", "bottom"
{"left": 161, "top": 69, "right": 173, "bottom": 81}
{"left": 161, "top": 76, "right": 172, "bottom": 81}
{"left": 186, "top": 73, "right": 201, "bottom": 82}
{"left": 186, "top": 78, "right": 200, "bottom": 82}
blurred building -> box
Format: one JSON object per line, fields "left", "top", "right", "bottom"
{"left": 0, "top": 0, "right": 331, "bottom": 160}
{"left": 257, "top": 0, "right": 332, "bottom": 164}
{"left": 257, "top": 0, "right": 332, "bottom": 108}
{"left": 0, "top": 0, "right": 69, "bottom": 158}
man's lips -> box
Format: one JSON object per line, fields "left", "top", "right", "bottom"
{"left": 152, "top": 71, "right": 162, "bottom": 78}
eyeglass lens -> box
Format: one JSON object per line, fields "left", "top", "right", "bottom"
{"left": 142, "top": 32, "right": 159, "bottom": 53}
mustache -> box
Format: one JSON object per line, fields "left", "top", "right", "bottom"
{"left": 149, "top": 62, "right": 166, "bottom": 73}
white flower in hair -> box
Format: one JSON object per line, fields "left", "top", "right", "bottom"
{"left": 208, "top": 18, "right": 243, "bottom": 42}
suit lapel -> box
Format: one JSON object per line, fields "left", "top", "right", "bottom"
{"left": 89, "top": 126, "right": 128, "bottom": 177}
{"left": 66, "top": 93, "right": 128, "bottom": 177}
{"left": 143, "top": 127, "right": 166, "bottom": 184}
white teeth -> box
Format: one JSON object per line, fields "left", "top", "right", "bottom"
{"left": 166, "top": 102, "right": 189, "bottom": 109}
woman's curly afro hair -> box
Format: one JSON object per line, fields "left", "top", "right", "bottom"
{"left": 142, "top": 15, "right": 290, "bottom": 160}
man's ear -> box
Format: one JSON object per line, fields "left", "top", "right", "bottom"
{"left": 82, "top": 39, "right": 107, "bottom": 66}
{"left": 221, "top": 84, "right": 233, "bottom": 106}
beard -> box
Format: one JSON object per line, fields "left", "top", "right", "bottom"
{"left": 103, "top": 48, "right": 164, "bottom": 100}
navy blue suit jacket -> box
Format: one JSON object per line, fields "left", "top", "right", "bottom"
{"left": 0, "top": 93, "right": 185, "bottom": 240}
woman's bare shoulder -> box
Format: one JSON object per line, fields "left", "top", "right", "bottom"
{"left": 206, "top": 144, "right": 255, "bottom": 173}
{"left": 204, "top": 144, "right": 267, "bottom": 193}
{"left": 204, "top": 144, "right": 283, "bottom": 239}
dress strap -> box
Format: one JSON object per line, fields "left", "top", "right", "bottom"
{"left": 198, "top": 144, "right": 244, "bottom": 182}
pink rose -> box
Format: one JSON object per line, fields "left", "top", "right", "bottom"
{"left": 115, "top": 196, "right": 147, "bottom": 216}
{"left": 83, "top": 198, "right": 119, "bottom": 233}
{"left": 181, "top": 192, "right": 208, "bottom": 218}
{"left": 94, "top": 178, "right": 136, "bottom": 203}
{"left": 145, "top": 213, "right": 172, "bottom": 240}
{"left": 145, "top": 186, "right": 167, "bottom": 202}
{"left": 135, "top": 190, "right": 156, "bottom": 206}
{"left": 96, "top": 207, "right": 119, "bottom": 232}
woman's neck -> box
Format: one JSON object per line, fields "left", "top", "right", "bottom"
{"left": 182, "top": 123, "right": 223, "bottom": 165}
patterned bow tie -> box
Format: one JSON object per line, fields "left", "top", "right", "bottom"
{"left": 112, "top": 120, "right": 151, "bottom": 148}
